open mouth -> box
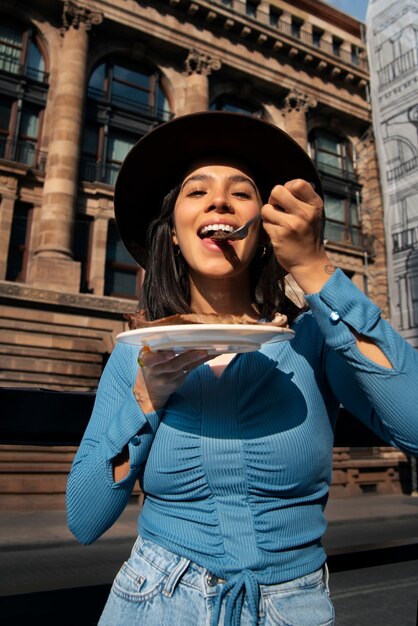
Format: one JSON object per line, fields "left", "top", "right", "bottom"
{"left": 198, "top": 224, "right": 235, "bottom": 240}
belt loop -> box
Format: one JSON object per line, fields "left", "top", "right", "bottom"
{"left": 162, "top": 557, "right": 190, "bottom": 597}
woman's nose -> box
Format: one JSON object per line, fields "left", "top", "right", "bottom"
{"left": 207, "top": 190, "right": 232, "bottom": 213}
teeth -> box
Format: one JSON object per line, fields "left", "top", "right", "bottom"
{"left": 200, "top": 224, "right": 234, "bottom": 235}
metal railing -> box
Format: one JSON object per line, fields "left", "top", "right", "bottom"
{"left": 0, "top": 137, "right": 47, "bottom": 171}
{"left": 387, "top": 154, "right": 418, "bottom": 182}
{"left": 392, "top": 226, "right": 418, "bottom": 254}
{"left": 87, "top": 86, "right": 173, "bottom": 122}
{"left": 80, "top": 157, "right": 120, "bottom": 186}
{"left": 0, "top": 51, "right": 49, "bottom": 83}
{"left": 378, "top": 47, "right": 417, "bottom": 88}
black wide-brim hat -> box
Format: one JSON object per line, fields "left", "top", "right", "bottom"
{"left": 114, "top": 111, "right": 323, "bottom": 268}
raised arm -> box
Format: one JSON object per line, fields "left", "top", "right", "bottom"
{"left": 262, "top": 178, "right": 418, "bottom": 453}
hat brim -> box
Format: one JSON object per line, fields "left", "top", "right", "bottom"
{"left": 114, "top": 111, "right": 323, "bottom": 268}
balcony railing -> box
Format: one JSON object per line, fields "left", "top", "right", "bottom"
{"left": 0, "top": 51, "right": 49, "bottom": 83}
{"left": 392, "top": 226, "right": 418, "bottom": 254}
{"left": 387, "top": 155, "right": 418, "bottom": 182}
{"left": 80, "top": 158, "right": 120, "bottom": 186}
{"left": 378, "top": 47, "right": 417, "bottom": 88}
{"left": 325, "top": 220, "right": 362, "bottom": 248}
{"left": 0, "top": 137, "right": 47, "bottom": 171}
{"left": 315, "top": 161, "right": 358, "bottom": 182}
{"left": 87, "top": 86, "right": 173, "bottom": 122}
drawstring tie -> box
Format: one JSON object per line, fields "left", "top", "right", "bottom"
{"left": 211, "top": 569, "right": 260, "bottom": 626}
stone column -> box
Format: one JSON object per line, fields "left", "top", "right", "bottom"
{"left": 0, "top": 180, "right": 17, "bottom": 280}
{"left": 27, "top": 1, "right": 102, "bottom": 293}
{"left": 183, "top": 48, "right": 221, "bottom": 113}
{"left": 280, "top": 88, "right": 317, "bottom": 151}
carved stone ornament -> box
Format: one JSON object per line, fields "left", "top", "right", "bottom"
{"left": 282, "top": 88, "right": 317, "bottom": 114}
{"left": 184, "top": 48, "right": 222, "bottom": 76}
{"left": 61, "top": 0, "right": 103, "bottom": 34}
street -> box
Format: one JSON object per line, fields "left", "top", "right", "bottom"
{"left": 1, "top": 511, "right": 417, "bottom": 626}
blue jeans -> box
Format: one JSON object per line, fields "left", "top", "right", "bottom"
{"left": 98, "top": 537, "right": 335, "bottom": 626}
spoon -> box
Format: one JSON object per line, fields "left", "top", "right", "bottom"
{"left": 211, "top": 215, "right": 261, "bottom": 241}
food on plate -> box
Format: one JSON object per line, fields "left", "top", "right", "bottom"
{"left": 125, "top": 310, "right": 288, "bottom": 330}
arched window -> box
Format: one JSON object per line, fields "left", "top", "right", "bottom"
{"left": 309, "top": 129, "right": 361, "bottom": 248}
{"left": 81, "top": 58, "right": 171, "bottom": 186}
{"left": 0, "top": 19, "right": 47, "bottom": 170}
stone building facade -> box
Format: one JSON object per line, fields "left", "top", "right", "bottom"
{"left": 0, "top": 0, "right": 409, "bottom": 509}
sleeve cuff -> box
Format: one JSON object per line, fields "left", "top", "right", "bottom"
{"left": 304, "top": 268, "right": 381, "bottom": 349}
{"left": 104, "top": 387, "right": 161, "bottom": 460}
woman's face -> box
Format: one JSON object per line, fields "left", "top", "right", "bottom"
{"left": 172, "top": 161, "right": 262, "bottom": 281}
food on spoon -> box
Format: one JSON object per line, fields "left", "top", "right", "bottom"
{"left": 198, "top": 224, "right": 234, "bottom": 241}
{"left": 126, "top": 310, "right": 288, "bottom": 330}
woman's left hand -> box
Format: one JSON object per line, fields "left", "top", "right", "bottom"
{"left": 261, "top": 179, "right": 334, "bottom": 294}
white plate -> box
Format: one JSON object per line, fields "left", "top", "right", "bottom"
{"left": 116, "top": 323, "right": 294, "bottom": 355}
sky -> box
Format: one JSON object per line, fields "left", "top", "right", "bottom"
{"left": 324, "top": 0, "right": 369, "bottom": 22}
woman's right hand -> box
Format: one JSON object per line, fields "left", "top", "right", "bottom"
{"left": 133, "top": 348, "right": 210, "bottom": 411}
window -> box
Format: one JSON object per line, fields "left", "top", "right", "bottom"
{"left": 291, "top": 17, "right": 303, "bottom": 39}
{"left": 81, "top": 58, "right": 170, "bottom": 186}
{"left": 6, "top": 201, "right": 33, "bottom": 282}
{"left": 324, "top": 192, "right": 361, "bottom": 247}
{"left": 0, "top": 22, "right": 46, "bottom": 82}
{"left": 210, "top": 95, "right": 263, "bottom": 118}
{"left": 310, "top": 130, "right": 354, "bottom": 178}
{"left": 269, "top": 7, "right": 282, "bottom": 28}
{"left": 246, "top": 1, "right": 258, "bottom": 18}
{"left": 88, "top": 61, "right": 168, "bottom": 118}
{"left": 104, "top": 220, "right": 141, "bottom": 298}
{"left": 351, "top": 45, "right": 360, "bottom": 66}
{"left": 309, "top": 129, "right": 361, "bottom": 249}
{"left": 73, "top": 215, "right": 93, "bottom": 293}
{"left": 0, "top": 20, "right": 47, "bottom": 169}
{"left": 332, "top": 36, "right": 342, "bottom": 57}
{"left": 312, "top": 27, "right": 323, "bottom": 48}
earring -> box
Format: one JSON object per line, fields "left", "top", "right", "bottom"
{"left": 174, "top": 245, "right": 181, "bottom": 257}
{"left": 259, "top": 246, "right": 266, "bottom": 258}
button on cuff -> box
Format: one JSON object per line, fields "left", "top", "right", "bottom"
{"left": 330, "top": 310, "right": 340, "bottom": 322}
{"left": 130, "top": 435, "right": 141, "bottom": 446}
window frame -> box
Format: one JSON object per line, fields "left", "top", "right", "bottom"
{"left": 104, "top": 219, "right": 142, "bottom": 300}
{"left": 0, "top": 19, "right": 48, "bottom": 169}
{"left": 81, "top": 57, "right": 170, "bottom": 187}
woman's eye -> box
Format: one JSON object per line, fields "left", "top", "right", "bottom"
{"left": 187, "top": 188, "right": 206, "bottom": 197}
{"left": 233, "top": 191, "right": 251, "bottom": 199}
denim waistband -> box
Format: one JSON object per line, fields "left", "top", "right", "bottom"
{"left": 132, "top": 536, "right": 328, "bottom": 626}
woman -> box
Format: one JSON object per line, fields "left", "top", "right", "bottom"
{"left": 66, "top": 112, "right": 418, "bottom": 626}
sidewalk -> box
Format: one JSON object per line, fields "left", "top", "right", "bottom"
{"left": 1, "top": 492, "right": 417, "bottom": 550}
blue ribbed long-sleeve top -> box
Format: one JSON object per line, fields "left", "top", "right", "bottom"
{"left": 67, "top": 269, "right": 418, "bottom": 592}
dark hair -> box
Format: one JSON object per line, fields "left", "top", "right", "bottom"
{"left": 137, "top": 185, "right": 304, "bottom": 323}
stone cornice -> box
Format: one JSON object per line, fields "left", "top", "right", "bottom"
{"left": 0, "top": 281, "right": 135, "bottom": 316}
{"left": 84, "top": 1, "right": 368, "bottom": 86}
